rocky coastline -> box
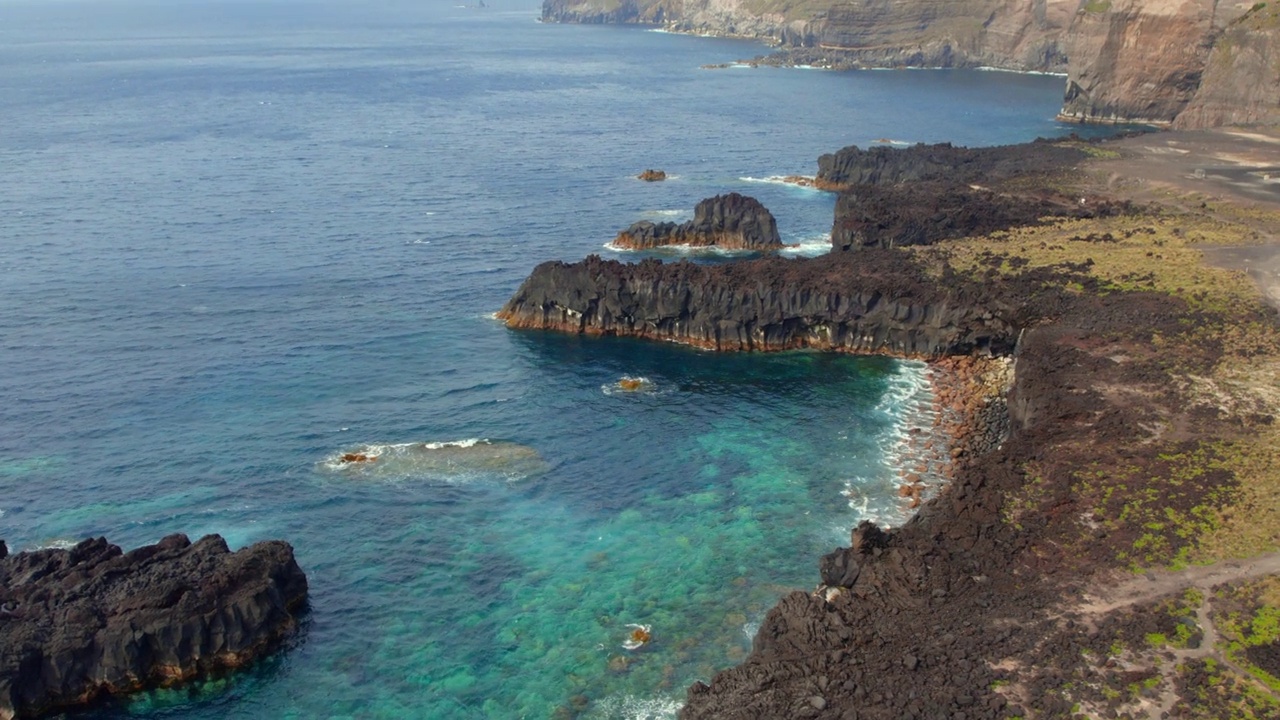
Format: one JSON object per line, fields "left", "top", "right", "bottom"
{"left": 0, "top": 534, "right": 307, "bottom": 720}
{"left": 541, "top": 0, "right": 1280, "bottom": 130}
{"left": 501, "top": 135, "right": 1280, "bottom": 717}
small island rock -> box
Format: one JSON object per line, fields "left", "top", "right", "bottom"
{"left": 637, "top": 169, "right": 667, "bottom": 181}
{"left": 0, "top": 534, "right": 308, "bottom": 719}
{"left": 613, "top": 193, "right": 781, "bottom": 251}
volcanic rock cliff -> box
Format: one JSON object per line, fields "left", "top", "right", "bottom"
{"left": 498, "top": 253, "right": 1020, "bottom": 356}
{"left": 0, "top": 534, "right": 308, "bottom": 720}
{"left": 613, "top": 193, "right": 782, "bottom": 251}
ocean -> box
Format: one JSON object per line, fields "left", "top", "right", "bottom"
{"left": 1, "top": 1, "right": 1094, "bottom": 717}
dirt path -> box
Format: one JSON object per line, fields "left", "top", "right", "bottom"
{"left": 1079, "top": 551, "right": 1280, "bottom": 615}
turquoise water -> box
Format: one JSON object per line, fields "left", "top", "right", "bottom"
{"left": 1, "top": 1, "right": 1091, "bottom": 717}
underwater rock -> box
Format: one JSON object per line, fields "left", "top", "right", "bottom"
{"left": 0, "top": 534, "right": 307, "bottom": 720}
{"left": 321, "top": 439, "right": 548, "bottom": 482}
{"left": 622, "top": 623, "right": 652, "bottom": 650}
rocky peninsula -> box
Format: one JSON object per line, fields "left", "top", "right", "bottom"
{"left": 612, "top": 193, "right": 783, "bottom": 251}
{"left": 0, "top": 534, "right": 308, "bottom": 719}
{"left": 501, "top": 135, "right": 1280, "bottom": 717}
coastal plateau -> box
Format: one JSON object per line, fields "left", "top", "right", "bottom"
{"left": 541, "top": 0, "right": 1280, "bottom": 128}
{"left": 499, "top": 136, "right": 1280, "bottom": 717}
{"left": 0, "top": 534, "right": 308, "bottom": 719}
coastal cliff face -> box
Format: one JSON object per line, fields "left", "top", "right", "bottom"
{"left": 613, "top": 193, "right": 782, "bottom": 251}
{"left": 801, "top": 0, "right": 1073, "bottom": 70}
{"left": 1175, "top": 2, "right": 1280, "bottom": 129}
{"left": 0, "top": 534, "right": 308, "bottom": 720}
{"left": 544, "top": 0, "right": 1277, "bottom": 129}
{"left": 1058, "top": 0, "right": 1221, "bottom": 125}
{"left": 497, "top": 253, "right": 1019, "bottom": 356}
{"left": 542, "top": 0, "right": 1073, "bottom": 70}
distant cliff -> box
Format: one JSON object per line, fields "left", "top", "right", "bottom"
{"left": 542, "top": 0, "right": 1073, "bottom": 71}
{"left": 542, "top": 0, "right": 1280, "bottom": 129}
{"left": 1174, "top": 2, "right": 1280, "bottom": 128}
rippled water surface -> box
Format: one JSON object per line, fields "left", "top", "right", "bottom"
{"left": 2, "top": 1, "right": 1088, "bottom": 717}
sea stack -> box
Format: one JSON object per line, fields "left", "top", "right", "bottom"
{"left": 613, "top": 193, "right": 782, "bottom": 251}
{"left": 0, "top": 534, "right": 308, "bottom": 720}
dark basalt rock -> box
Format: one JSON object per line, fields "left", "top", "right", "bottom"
{"left": 818, "top": 141, "right": 1133, "bottom": 251}
{"left": 613, "top": 193, "right": 782, "bottom": 251}
{"left": 815, "top": 140, "right": 1089, "bottom": 190}
{"left": 0, "top": 534, "right": 307, "bottom": 720}
{"left": 831, "top": 181, "right": 1121, "bottom": 251}
{"left": 498, "top": 252, "right": 1019, "bottom": 356}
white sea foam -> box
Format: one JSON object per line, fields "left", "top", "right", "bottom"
{"left": 975, "top": 65, "right": 1068, "bottom": 77}
{"left": 588, "top": 693, "right": 682, "bottom": 720}
{"left": 33, "top": 539, "right": 78, "bottom": 551}
{"left": 601, "top": 375, "right": 664, "bottom": 396}
{"left": 838, "top": 359, "right": 944, "bottom": 525}
{"left": 604, "top": 241, "right": 759, "bottom": 258}
{"left": 778, "top": 234, "right": 831, "bottom": 258}
{"left": 738, "top": 175, "right": 821, "bottom": 190}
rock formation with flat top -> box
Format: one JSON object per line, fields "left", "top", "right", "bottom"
{"left": 0, "top": 534, "right": 308, "bottom": 720}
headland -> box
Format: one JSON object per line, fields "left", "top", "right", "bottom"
{"left": 499, "top": 129, "right": 1280, "bottom": 717}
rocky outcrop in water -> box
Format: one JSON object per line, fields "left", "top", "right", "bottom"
{"left": 612, "top": 193, "right": 782, "bottom": 251}
{"left": 498, "top": 253, "right": 1018, "bottom": 356}
{"left": 0, "top": 534, "right": 307, "bottom": 720}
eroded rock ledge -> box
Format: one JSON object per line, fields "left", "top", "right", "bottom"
{"left": 0, "top": 534, "right": 308, "bottom": 720}
{"left": 497, "top": 252, "right": 1024, "bottom": 356}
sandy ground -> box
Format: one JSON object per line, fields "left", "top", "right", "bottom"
{"left": 1098, "top": 127, "right": 1280, "bottom": 309}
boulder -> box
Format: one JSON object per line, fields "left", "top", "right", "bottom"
{"left": 613, "top": 193, "right": 782, "bottom": 250}
{"left": 0, "top": 534, "right": 307, "bottom": 719}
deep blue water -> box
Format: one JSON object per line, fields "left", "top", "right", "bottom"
{"left": 3, "top": 1, "right": 1090, "bottom": 717}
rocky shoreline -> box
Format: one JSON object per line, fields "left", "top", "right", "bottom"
{"left": 500, "top": 135, "right": 1280, "bottom": 717}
